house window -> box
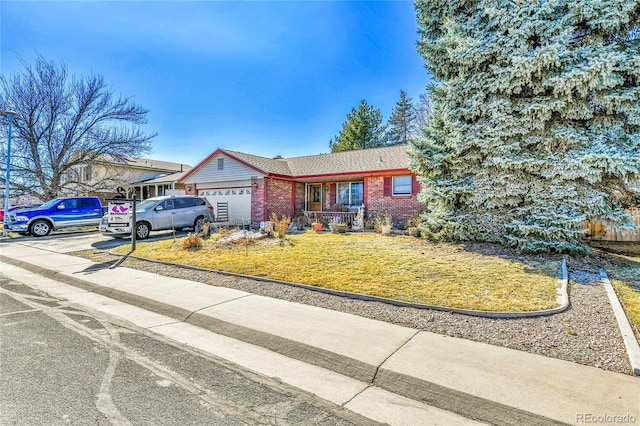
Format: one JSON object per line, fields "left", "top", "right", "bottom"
{"left": 336, "top": 182, "right": 364, "bottom": 206}
{"left": 83, "top": 165, "right": 93, "bottom": 182}
{"left": 218, "top": 158, "right": 224, "bottom": 170}
{"left": 392, "top": 176, "right": 412, "bottom": 196}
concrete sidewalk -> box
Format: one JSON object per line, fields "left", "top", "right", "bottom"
{"left": 1, "top": 242, "right": 638, "bottom": 426}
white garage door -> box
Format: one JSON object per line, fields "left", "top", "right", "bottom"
{"left": 199, "top": 188, "right": 252, "bottom": 222}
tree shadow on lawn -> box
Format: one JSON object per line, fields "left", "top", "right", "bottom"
{"left": 454, "top": 240, "right": 563, "bottom": 279}
{"left": 457, "top": 239, "right": 640, "bottom": 276}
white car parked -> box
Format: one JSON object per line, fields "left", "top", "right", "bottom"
{"left": 99, "top": 195, "right": 214, "bottom": 240}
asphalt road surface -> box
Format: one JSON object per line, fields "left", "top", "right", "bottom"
{"left": 0, "top": 272, "right": 378, "bottom": 425}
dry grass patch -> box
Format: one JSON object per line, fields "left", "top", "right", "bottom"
{"left": 592, "top": 242, "right": 640, "bottom": 338}
{"left": 113, "top": 232, "right": 560, "bottom": 311}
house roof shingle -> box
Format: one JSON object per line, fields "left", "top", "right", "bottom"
{"left": 97, "top": 154, "right": 192, "bottom": 174}
{"left": 140, "top": 170, "right": 192, "bottom": 185}
{"left": 285, "top": 145, "right": 412, "bottom": 177}
{"left": 221, "top": 150, "right": 293, "bottom": 176}
{"left": 125, "top": 158, "right": 192, "bottom": 173}
{"left": 219, "top": 145, "right": 413, "bottom": 178}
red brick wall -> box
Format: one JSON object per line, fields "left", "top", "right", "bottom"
{"left": 266, "top": 178, "right": 294, "bottom": 220}
{"left": 366, "top": 175, "right": 423, "bottom": 225}
{"left": 251, "top": 177, "right": 265, "bottom": 222}
{"left": 293, "top": 182, "right": 305, "bottom": 219}
{"left": 251, "top": 176, "right": 422, "bottom": 225}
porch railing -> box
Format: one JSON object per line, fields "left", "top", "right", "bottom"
{"left": 304, "top": 211, "right": 357, "bottom": 227}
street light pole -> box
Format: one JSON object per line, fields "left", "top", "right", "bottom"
{"left": 1, "top": 110, "right": 18, "bottom": 237}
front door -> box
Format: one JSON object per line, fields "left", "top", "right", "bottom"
{"left": 309, "top": 184, "right": 322, "bottom": 211}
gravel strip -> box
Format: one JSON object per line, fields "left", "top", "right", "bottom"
{"left": 73, "top": 250, "right": 633, "bottom": 375}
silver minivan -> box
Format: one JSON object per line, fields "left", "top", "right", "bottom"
{"left": 99, "top": 195, "right": 214, "bottom": 239}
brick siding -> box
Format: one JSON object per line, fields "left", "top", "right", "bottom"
{"left": 293, "top": 182, "right": 305, "bottom": 219}
{"left": 366, "top": 175, "right": 423, "bottom": 225}
{"left": 265, "top": 178, "right": 294, "bottom": 220}
{"left": 250, "top": 177, "right": 265, "bottom": 222}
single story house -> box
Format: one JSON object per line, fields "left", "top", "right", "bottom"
{"left": 178, "top": 145, "right": 424, "bottom": 226}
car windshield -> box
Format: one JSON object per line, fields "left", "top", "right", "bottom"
{"left": 38, "top": 198, "right": 62, "bottom": 209}
{"left": 135, "top": 199, "right": 160, "bottom": 211}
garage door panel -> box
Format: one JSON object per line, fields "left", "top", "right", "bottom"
{"left": 199, "top": 188, "right": 251, "bottom": 222}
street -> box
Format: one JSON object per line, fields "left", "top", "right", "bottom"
{"left": 0, "top": 270, "right": 377, "bottom": 425}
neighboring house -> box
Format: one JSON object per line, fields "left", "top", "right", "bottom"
{"left": 63, "top": 155, "right": 192, "bottom": 203}
{"left": 178, "top": 145, "right": 423, "bottom": 226}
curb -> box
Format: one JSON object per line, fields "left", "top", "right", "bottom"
{"left": 115, "top": 252, "right": 570, "bottom": 319}
{"left": 599, "top": 269, "right": 640, "bottom": 376}
{"left": 1, "top": 254, "right": 568, "bottom": 426}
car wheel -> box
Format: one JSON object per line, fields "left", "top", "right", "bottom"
{"left": 135, "top": 222, "right": 151, "bottom": 240}
{"left": 194, "top": 216, "right": 205, "bottom": 233}
{"left": 30, "top": 220, "right": 52, "bottom": 237}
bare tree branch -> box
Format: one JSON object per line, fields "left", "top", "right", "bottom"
{"left": 0, "top": 55, "right": 155, "bottom": 201}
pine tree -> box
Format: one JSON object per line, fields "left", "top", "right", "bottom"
{"left": 412, "top": 0, "right": 640, "bottom": 254}
{"left": 386, "top": 90, "right": 415, "bottom": 145}
{"left": 330, "top": 100, "right": 387, "bottom": 152}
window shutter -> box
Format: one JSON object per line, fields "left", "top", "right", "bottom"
{"left": 329, "top": 184, "right": 336, "bottom": 206}
{"left": 411, "top": 176, "right": 420, "bottom": 195}
{"left": 383, "top": 177, "right": 391, "bottom": 196}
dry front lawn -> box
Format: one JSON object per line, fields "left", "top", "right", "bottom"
{"left": 113, "top": 232, "right": 560, "bottom": 312}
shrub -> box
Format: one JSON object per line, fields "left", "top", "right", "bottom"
{"left": 271, "top": 213, "right": 291, "bottom": 239}
{"left": 406, "top": 212, "right": 424, "bottom": 228}
{"left": 408, "top": 227, "right": 421, "bottom": 237}
{"left": 291, "top": 215, "right": 306, "bottom": 229}
{"left": 373, "top": 211, "right": 393, "bottom": 232}
{"left": 200, "top": 222, "right": 211, "bottom": 238}
{"left": 182, "top": 233, "right": 203, "bottom": 250}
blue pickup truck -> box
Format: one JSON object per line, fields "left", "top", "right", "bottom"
{"left": 4, "top": 196, "right": 104, "bottom": 237}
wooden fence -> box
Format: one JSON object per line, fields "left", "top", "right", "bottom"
{"left": 583, "top": 208, "right": 640, "bottom": 242}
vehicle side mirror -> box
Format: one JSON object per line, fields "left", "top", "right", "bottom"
{"left": 155, "top": 206, "right": 164, "bottom": 211}
{"left": 57, "top": 205, "right": 65, "bottom": 210}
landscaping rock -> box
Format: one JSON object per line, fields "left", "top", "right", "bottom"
{"left": 217, "top": 230, "right": 266, "bottom": 245}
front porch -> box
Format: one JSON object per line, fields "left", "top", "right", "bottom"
{"left": 303, "top": 210, "right": 358, "bottom": 227}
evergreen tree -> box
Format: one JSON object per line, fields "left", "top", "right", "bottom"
{"left": 412, "top": 0, "right": 640, "bottom": 254}
{"left": 386, "top": 90, "right": 415, "bottom": 145}
{"left": 330, "top": 100, "right": 387, "bottom": 152}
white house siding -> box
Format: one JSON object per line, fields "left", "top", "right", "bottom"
{"left": 184, "top": 154, "right": 265, "bottom": 223}
{"left": 183, "top": 153, "right": 262, "bottom": 183}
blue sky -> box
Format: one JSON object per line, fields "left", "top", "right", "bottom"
{"left": 1, "top": 1, "right": 430, "bottom": 167}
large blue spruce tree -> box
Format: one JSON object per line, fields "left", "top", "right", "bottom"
{"left": 412, "top": 0, "right": 640, "bottom": 253}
